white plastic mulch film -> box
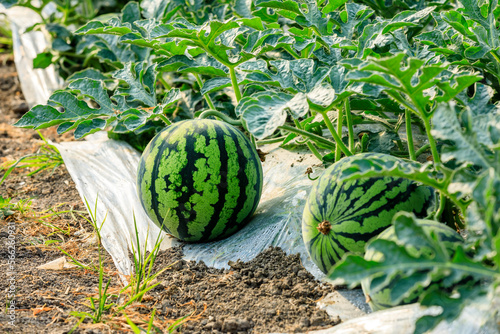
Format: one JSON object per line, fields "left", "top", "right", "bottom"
{"left": 55, "top": 135, "right": 324, "bottom": 280}
{"left": 1, "top": 5, "right": 63, "bottom": 107}
{"left": 0, "top": 5, "right": 325, "bottom": 279}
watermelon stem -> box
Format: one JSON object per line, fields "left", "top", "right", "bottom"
{"left": 406, "top": 109, "right": 416, "bottom": 161}
{"left": 194, "top": 73, "right": 216, "bottom": 110}
{"left": 335, "top": 106, "right": 344, "bottom": 162}
{"left": 198, "top": 110, "right": 242, "bottom": 126}
{"left": 256, "top": 136, "right": 288, "bottom": 145}
{"left": 344, "top": 98, "right": 355, "bottom": 152}
{"left": 317, "top": 220, "right": 332, "bottom": 235}
{"left": 229, "top": 66, "right": 242, "bottom": 103}
{"left": 305, "top": 167, "right": 319, "bottom": 181}
{"left": 279, "top": 125, "right": 336, "bottom": 150}
{"left": 157, "top": 114, "right": 171, "bottom": 126}
{"left": 293, "top": 119, "right": 324, "bottom": 161}
{"left": 423, "top": 116, "right": 441, "bottom": 164}
{"left": 415, "top": 144, "right": 430, "bottom": 157}
{"left": 435, "top": 192, "right": 447, "bottom": 221}
{"left": 318, "top": 111, "right": 353, "bottom": 157}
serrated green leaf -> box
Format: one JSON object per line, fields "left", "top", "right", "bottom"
{"left": 0, "top": 0, "right": 19, "bottom": 9}
{"left": 113, "top": 62, "right": 157, "bottom": 107}
{"left": 322, "top": 0, "right": 349, "bottom": 13}
{"left": 295, "top": 0, "right": 329, "bottom": 35}
{"left": 331, "top": 3, "right": 373, "bottom": 40}
{"left": 67, "top": 69, "right": 110, "bottom": 82}
{"left": 140, "top": 0, "right": 169, "bottom": 20}
{"left": 415, "top": 285, "right": 485, "bottom": 334}
{"left": 393, "top": 213, "right": 450, "bottom": 260}
{"left": 236, "top": 91, "right": 308, "bottom": 139}
{"left": 157, "top": 54, "right": 228, "bottom": 76}
{"left": 243, "top": 28, "right": 294, "bottom": 54}
{"left": 436, "top": 73, "right": 482, "bottom": 103}
{"left": 431, "top": 102, "right": 498, "bottom": 169}
{"left": 344, "top": 53, "right": 454, "bottom": 115}
{"left": 15, "top": 87, "right": 116, "bottom": 138}
{"left": 366, "top": 131, "right": 400, "bottom": 154}
{"left": 459, "top": 0, "right": 496, "bottom": 32}
{"left": 74, "top": 119, "right": 108, "bottom": 138}
{"left": 201, "top": 77, "right": 232, "bottom": 95}
{"left": 68, "top": 79, "right": 117, "bottom": 112}
{"left": 75, "top": 20, "right": 134, "bottom": 36}
{"left": 235, "top": 0, "right": 253, "bottom": 18}
{"left": 161, "top": 88, "right": 182, "bottom": 107}
{"left": 254, "top": 0, "right": 302, "bottom": 14}
{"left": 52, "top": 38, "right": 72, "bottom": 52}
{"left": 458, "top": 83, "right": 499, "bottom": 115}
{"left": 33, "top": 52, "right": 53, "bottom": 69}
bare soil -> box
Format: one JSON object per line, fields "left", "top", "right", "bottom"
{"left": 0, "top": 59, "right": 341, "bottom": 333}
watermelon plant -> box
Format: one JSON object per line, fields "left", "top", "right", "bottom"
{"left": 0, "top": 0, "right": 134, "bottom": 79}
{"left": 361, "top": 215, "right": 464, "bottom": 311}
{"left": 9, "top": 0, "right": 500, "bottom": 331}
{"left": 137, "top": 119, "right": 263, "bottom": 242}
{"left": 302, "top": 153, "right": 436, "bottom": 274}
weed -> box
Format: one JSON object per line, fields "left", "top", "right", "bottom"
{"left": 123, "top": 308, "right": 160, "bottom": 334}
{"left": 120, "top": 214, "right": 176, "bottom": 309}
{"left": 0, "top": 131, "right": 63, "bottom": 187}
{"left": 0, "top": 196, "right": 15, "bottom": 219}
{"left": 69, "top": 196, "right": 116, "bottom": 323}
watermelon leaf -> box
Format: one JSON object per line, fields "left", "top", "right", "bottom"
{"left": 414, "top": 285, "right": 487, "bottom": 334}
{"left": 113, "top": 62, "right": 157, "bottom": 108}
{"left": 329, "top": 212, "right": 497, "bottom": 300}
{"left": 236, "top": 91, "right": 308, "bottom": 139}
{"left": 431, "top": 102, "right": 500, "bottom": 171}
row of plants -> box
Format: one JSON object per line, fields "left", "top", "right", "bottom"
{"left": 2, "top": 0, "right": 499, "bottom": 332}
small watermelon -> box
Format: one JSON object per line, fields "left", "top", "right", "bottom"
{"left": 302, "top": 153, "right": 436, "bottom": 274}
{"left": 137, "top": 119, "right": 263, "bottom": 242}
{"left": 362, "top": 219, "right": 463, "bottom": 311}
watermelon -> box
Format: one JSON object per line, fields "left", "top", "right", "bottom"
{"left": 302, "top": 153, "right": 436, "bottom": 274}
{"left": 362, "top": 219, "right": 463, "bottom": 311}
{"left": 136, "top": 119, "right": 263, "bottom": 242}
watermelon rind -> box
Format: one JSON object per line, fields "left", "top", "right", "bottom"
{"left": 302, "top": 153, "right": 437, "bottom": 274}
{"left": 137, "top": 119, "right": 263, "bottom": 242}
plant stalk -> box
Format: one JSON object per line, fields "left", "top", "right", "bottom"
{"left": 256, "top": 136, "right": 287, "bottom": 145}
{"left": 415, "top": 144, "right": 430, "bottom": 157}
{"left": 306, "top": 142, "right": 323, "bottom": 161}
{"left": 319, "top": 111, "right": 352, "bottom": 157}
{"left": 344, "top": 98, "right": 355, "bottom": 152}
{"left": 157, "top": 114, "right": 171, "bottom": 126}
{"left": 406, "top": 109, "right": 416, "bottom": 161}
{"left": 435, "top": 192, "right": 447, "bottom": 221}
{"left": 228, "top": 66, "right": 242, "bottom": 103}
{"left": 158, "top": 75, "right": 172, "bottom": 90}
{"left": 194, "top": 73, "right": 216, "bottom": 110}
{"left": 198, "top": 110, "right": 242, "bottom": 126}
{"left": 335, "top": 107, "right": 344, "bottom": 162}
{"left": 422, "top": 116, "right": 441, "bottom": 164}
{"left": 294, "top": 119, "right": 323, "bottom": 161}
{"left": 278, "top": 125, "right": 336, "bottom": 151}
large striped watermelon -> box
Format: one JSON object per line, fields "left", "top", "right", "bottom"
{"left": 302, "top": 153, "right": 436, "bottom": 274}
{"left": 137, "top": 119, "right": 263, "bottom": 242}
{"left": 362, "top": 219, "right": 463, "bottom": 311}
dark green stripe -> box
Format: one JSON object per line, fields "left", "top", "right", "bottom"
{"left": 147, "top": 122, "right": 183, "bottom": 230}
{"left": 175, "top": 122, "right": 208, "bottom": 239}
{"left": 219, "top": 126, "right": 255, "bottom": 238}
{"left": 198, "top": 122, "right": 230, "bottom": 241}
